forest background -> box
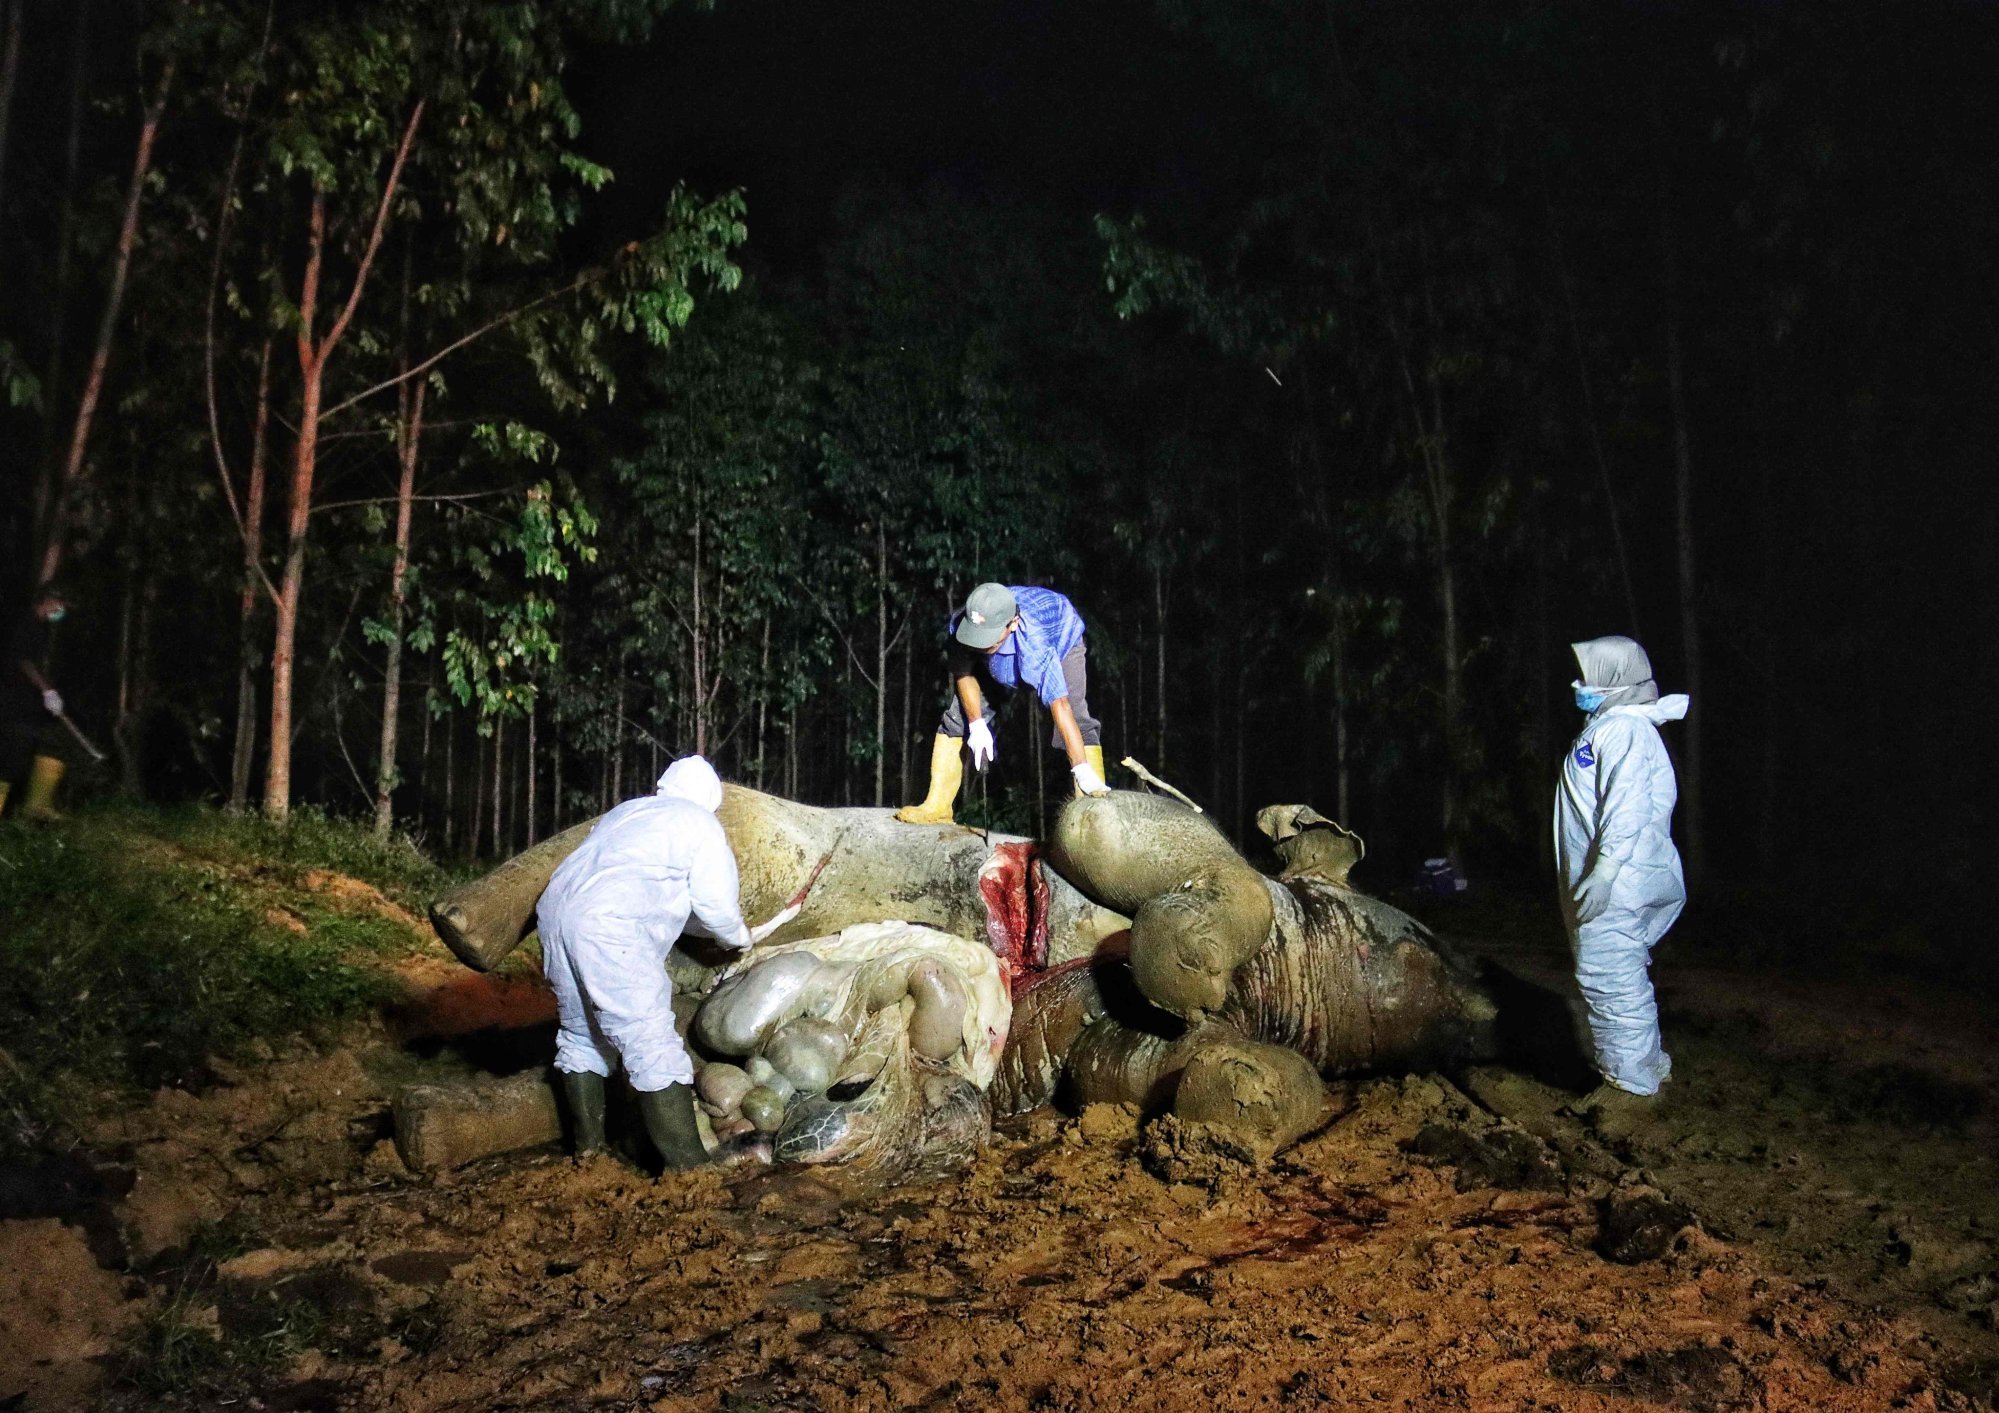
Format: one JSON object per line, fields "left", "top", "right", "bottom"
{"left": 2, "top": 0, "right": 1992, "bottom": 959}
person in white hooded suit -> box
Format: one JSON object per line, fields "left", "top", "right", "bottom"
{"left": 1554, "top": 635, "right": 1690, "bottom": 1101}
{"left": 539, "top": 756, "right": 793, "bottom": 1168}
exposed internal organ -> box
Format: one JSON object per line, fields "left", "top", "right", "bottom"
{"left": 977, "top": 841, "right": 1053, "bottom": 991}
{"left": 686, "top": 922, "right": 1010, "bottom": 1178}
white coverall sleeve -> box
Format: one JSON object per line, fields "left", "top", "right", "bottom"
{"left": 684, "top": 818, "right": 753, "bottom": 951}
{"left": 1587, "top": 719, "right": 1655, "bottom": 872}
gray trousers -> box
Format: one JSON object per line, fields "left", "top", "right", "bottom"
{"left": 940, "top": 641, "right": 1101, "bottom": 748}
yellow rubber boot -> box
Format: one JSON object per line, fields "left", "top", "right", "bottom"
{"left": 895, "top": 734, "right": 964, "bottom": 824}
{"left": 0, "top": 780, "right": 11, "bottom": 818}
{"left": 1077, "top": 743, "right": 1108, "bottom": 797}
{"left": 21, "top": 755, "right": 65, "bottom": 820}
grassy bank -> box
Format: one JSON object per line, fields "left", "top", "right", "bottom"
{"left": 0, "top": 805, "right": 449, "bottom": 1155}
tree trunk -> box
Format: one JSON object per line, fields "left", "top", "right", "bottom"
{"left": 1116, "top": 646, "right": 1129, "bottom": 777}
{"left": 1437, "top": 519, "right": 1462, "bottom": 861}
{"left": 262, "top": 104, "right": 422, "bottom": 822}
{"left": 690, "top": 509, "right": 707, "bottom": 755}
{"left": 35, "top": 1, "right": 90, "bottom": 505}
{"left": 113, "top": 569, "right": 137, "bottom": 795}
{"left": 526, "top": 699, "right": 538, "bottom": 847}
{"left": 372, "top": 377, "right": 425, "bottom": 838}
{"left": 611, "top": 673, "right": 625, "bottom": 802}
{"left": 513, "top": 718, "right": 527, "bottom": 854}
{"left": 755, "top": 617, "right": 771, "bottom": 789}
{"left": 469, "top": 730, "right": 486, "bottom": 859}
{"left": 1548, "top": 189, "right": 1641, "bottom": 631}
{"left": 1233, "top": 646, "right": 1246, "bottom": 838}
{"left": 1393, "top": 345, "right": 1462, "bottom": 862}
{"left": 109, "top": 558, "right": 158, "bottom": 798}
{"left": 1029, "top": 700, "right": 1044, "bottom": 835}
{"left": 1756, "top": 460, "right": 1779, "bottom": 877}
{"left": 873, "top": 528, "right": 888, "bottom": 807}
{"left": 491, "top": 718, "right": 504, "bottom": 858}
{"left": 38, "top": 58, "right": 173, "bottom": 588}
{"left": 1208, "top": 657, "right": 1223, "bottom": 826}
{"left": 1662, "top": 222, "right": 1706, "bottom": 888}
{"left": 1332, "top": 597, "right": 1350, "bottom": 825}
{"left": 1230, "top": 469, "right": 1246, "bottom": 832}
{"left": 265, "top": 335, "right": 322, "bottom": 823}
{"left": 1534, "top": 502, "right": 1552, "bottom": 820}
{"left": 443, "top": 706, "right": 456, "bottom": 853}
{"left": 552, "top": 713, "right": 564, "bottom": 833}
{"left": 791, "top": 700, "right": 802, "bottom": 800}
{"left": 899, "top": 623, "right": 912, "bottom": 804}
{"left": 228, "top": 340, "right": 272, "bottom": 812}
{"left": 1153, "top": 562, "right": 1168, "bottom": 769}
{"left": 419, "top": 655, "right": 435, "bottom": 831}
{"left": 0, "top": 0, "right": 22, "bottom": 211}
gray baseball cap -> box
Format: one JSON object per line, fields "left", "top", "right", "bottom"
{"left": 954, "top": 582, "right": 1017, "bottom": 649}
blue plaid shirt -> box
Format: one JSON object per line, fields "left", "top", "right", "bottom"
{"left": 952, "top": 586, "right": 1085, "bottom": 707}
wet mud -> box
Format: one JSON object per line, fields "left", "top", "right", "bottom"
{"left": 33, "top": 1032, "right": 1986, "bottom": 1413}
{"left": 8, "top": 866, "right": 1999, "bottom": 1411}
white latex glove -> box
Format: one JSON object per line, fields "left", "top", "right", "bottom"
{"left": 746, "top": 902, "right": 801, "bottom": 946}
{"left": 1572, "top": 859, "right": 1622, "bottom": 924}
{"left": 1071, "top": 760, "right": 1110, "bottom": 797}
{"left": 966, "top": 718, "right": 995, "bottom": 772}
{"left": 41, "top": 689, "right": 62, "bottom": 715}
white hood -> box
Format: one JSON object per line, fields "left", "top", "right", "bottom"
{"left": 1573, "top": 634, "right": 1661, "bottom": 710}
{"left": 656, "top": 756, "right": 724, "bottom": 814}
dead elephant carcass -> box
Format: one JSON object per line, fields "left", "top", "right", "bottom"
{"left": 411, "top": 785, "right": 1494, "bottom": 1177}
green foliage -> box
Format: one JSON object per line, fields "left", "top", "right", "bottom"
{"left": 0, "top": 338, "right": 40, "bottom": 411}
{"left": 518, "top": 184, "right": 750, "bottom": 412}
{"left": 149, "top": 802, "right": 450, "bottom": 901}
{"left": 439, "top": 481, "right": 597, "bottom": 727}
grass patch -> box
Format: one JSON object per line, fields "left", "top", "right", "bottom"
{"left": 0, "top": 805, "right": 450, "bottom": 1153}
{"left": 144, "top": 800, "right": 452, "bottom": 906}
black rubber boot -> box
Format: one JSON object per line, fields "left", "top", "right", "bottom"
{"left": 637, "top": 1082, "right": 710, "bottom": 1171}
{"left": 559, "top": 1070, "right": 608, "bottom": 1156}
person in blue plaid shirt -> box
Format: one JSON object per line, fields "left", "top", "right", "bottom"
{"left": 895, "top": 582, "right": 1110, "bottom": 825}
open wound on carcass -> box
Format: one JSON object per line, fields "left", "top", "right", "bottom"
{"left": 978, "top": 841, "right": 1051, "bottom": 987}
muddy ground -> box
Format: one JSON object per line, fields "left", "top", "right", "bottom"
{"left": 4, "top": 873, "right": 1998, "bottom": 1412}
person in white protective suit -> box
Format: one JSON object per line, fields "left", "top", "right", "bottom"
{"left": 1554, "top": 635, "right": 1691, "bottom": 1102}
{"left": 538, "top": 756, "right": 795, "bottom": 1168}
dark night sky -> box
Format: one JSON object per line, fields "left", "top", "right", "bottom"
{"left": 569, "top": 0, "right": 1256, "bottom": 271}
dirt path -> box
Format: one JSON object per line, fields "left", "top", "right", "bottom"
{"left": 77, "top": 1057, "right": 1961, "bottom": 1412}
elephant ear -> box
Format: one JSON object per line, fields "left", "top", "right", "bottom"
{"left": 1254, "top": 804, "right": 1365, "bottom": 888}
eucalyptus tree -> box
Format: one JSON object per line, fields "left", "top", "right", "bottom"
{"left": 154, "top": 0, "right": 747, "bottom": 821}
{"left": 603, "top": 292, "right": 821, "bottom": 776}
